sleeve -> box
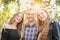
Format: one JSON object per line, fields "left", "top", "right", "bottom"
{"left": 1, "top": 29, "right": 8, "bottom": 40}
{"left": 54, "top": 22, "right": 60, "bottom": 40}
{"left": 48, "top": 21, "right": 58, "bottom": 40}
{"left": 48, "top": 26, "right": 53, "bottom": 40}
{"left": 49, "top": 19, "right": 60, "bottom": 40}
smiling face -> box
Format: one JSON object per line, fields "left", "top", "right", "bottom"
{"left": 27, "top": 9, "right": 35, "bottom": 22}
{"left": 14, "top": 13, "right": 23, "bottom": 23}
{"left": 37, "top": 10, "right": 48, "bottom": 21}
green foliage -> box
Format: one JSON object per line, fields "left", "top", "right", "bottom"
{"left": 2, "top": 0, "right": 15, "bottom": 4}
{"left": 56, "top": 0, "right": 60, "bottom": 6}
{"left": 0, "top": 0, "right": 21, "bottom": 31}
{"left": 0, "top": 0, "right": 60, "bottom": 31}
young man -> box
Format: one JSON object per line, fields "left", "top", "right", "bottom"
{"left": 23, "top": 8, "right": 38, "bottom": 40}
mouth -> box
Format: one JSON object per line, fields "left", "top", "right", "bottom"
{"left": 28, "top": 17, "right": 33, "bottom": 19}
{"left": 40, "top": 16, "right": 43, "bottom": 19}
{"left": 16, "top": 18, "right": 20, "bottom": 22}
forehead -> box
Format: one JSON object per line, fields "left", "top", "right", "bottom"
{"left": 16, "top": 13, "right": 23, "bottom": 17}
{"left": 38, "top": 10, "right": 46, "bottom": 14}
{"left": 27, "top": 9, "right": 35, "bottom": 14}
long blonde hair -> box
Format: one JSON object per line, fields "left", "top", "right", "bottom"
{"left": 37, "top": 9, "right": 50, "bottom": 40}
{"left": 37, "top": 9, "right": 50, "bottom": 32}
{"left": 9, "top": 12, "right": 24, "bottom": 31}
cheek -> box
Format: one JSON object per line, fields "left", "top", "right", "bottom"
{"left": 37, "top": 15, "right": 41, "bottom": 20}
{"left": 38, "top": 16, "right": 41, "bottom": 20}
{"left": 27, "top": 15, "right": 30, "bottom": 18}
{"left": 14, "top": 18, "right": 18, "bottom": 22}
{"left": 20, "top": 17, "right": 22, "bottom": 21}
{"left": 15, "top": 17, "right": 21, "bottom": 22}
{"left": 16, "top": 17, "right": 19, "bottom": 21}
{"left": 43, "top": 14, "right": 47, "bottom": 19}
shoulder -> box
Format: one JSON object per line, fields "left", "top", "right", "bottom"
{"left": 50, "top": 18, "right": 60, "bottom": 29}
{"left": 50, "top": 18, "right": 59, "bottom": 25}
{"left": 50, "top": 18, "right": 59, "bottom": 29}
{"left": 4, "top": 24, "right": 11, "bottom": 29}
{"left": 2, "top": 24, "right": 9, "bottom": 32}
{"left": 50, "top": 18, "right": 56, "bottom": 24}
{"left": 50, "top": 18, "right": 59, "bottom": 24}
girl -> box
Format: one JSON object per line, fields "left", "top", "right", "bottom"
{"left": 1, "top": 12, "right": 24, "bottom": 40}
{"left": 37, "top": 9, "right": 60, "bottom": 40}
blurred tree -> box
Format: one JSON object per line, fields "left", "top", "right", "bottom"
{"left": 56, "top": 0, "right": 60, "bottom": 6}
{"left": 2, "top": 0, "right": 15, "bottom": 4}
{"left": 16, "top": 0, "right": 21, "bottom": 12}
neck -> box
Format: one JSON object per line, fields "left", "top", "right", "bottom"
{"left": 10, "top": 22, "right": 17, "bottom": 27}
{"left": 28, "top": 20, "right": 35, "bottom": 26}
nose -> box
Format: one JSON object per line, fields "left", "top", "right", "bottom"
{"left": 39, "top": 14, "right": 42, "bottom": 17}
{"left": 29, "top": 14, "right": 32, "bottom": 17}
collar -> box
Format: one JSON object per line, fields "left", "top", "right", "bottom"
{"left": 50, "top": 18, "right": 55, "bottom": 24}
{"left": 25, "top": 21, "right": 37, "bottom": 27}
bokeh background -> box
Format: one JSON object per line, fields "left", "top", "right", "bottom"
{"left": 0, "top": 0, "right": 60, "bottom": 38}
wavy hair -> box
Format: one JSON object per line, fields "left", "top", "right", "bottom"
{"left": 37, "top": 9, "right": 50, "bottom": 40}
{"left": 9, "top": 12, "right": 24, "bottom": 31}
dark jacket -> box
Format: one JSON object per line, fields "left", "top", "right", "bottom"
{"left": 48, "top": 19, "right": 60, "bottom": 40}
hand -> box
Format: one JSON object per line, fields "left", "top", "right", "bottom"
{"left": 37, "top": 33, "right": 43, "bottom": 40}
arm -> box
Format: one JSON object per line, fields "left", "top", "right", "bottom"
{"left": 49, "top": 21, "right": 60, "bottom": 40}
{"left": 48, "top": 22, "right": 59, "bottom": 40}
{"left": 1, "top": 29, "right": 8, "bottom": 40}
{"left": 54, "top": 22, "right": 60, "bottom": 40}
{"left": 48, "top": 23, "right": 54, "bottom": 40}
{"left": 37, "top": 32, "right": 43, "bottom": 40}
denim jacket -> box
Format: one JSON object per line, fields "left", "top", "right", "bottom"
{"left": 48, "top": 19, "right": 60, "bottom": 40}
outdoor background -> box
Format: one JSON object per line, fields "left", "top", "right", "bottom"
{"left": 0, "top": 0, "right": 60, "bottom": 39}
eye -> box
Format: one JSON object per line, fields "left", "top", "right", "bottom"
{"left": 31, "top": 14, "right": 34, "bottom": 15}
{"left": 28, "top": 13, "right": 30, "bottom": 15}
{"left": 17, "top": 15, "right": 20, "bottom": 17}
{"left": 21, "top": 16, "right": 23, "bottom": 19}
{"left": 40, "top": 12, "right": 44, "bottom": 14}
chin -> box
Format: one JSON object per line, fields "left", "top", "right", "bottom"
{"left": 41, "top": 19, "right": 45, "bottom": 21}
{"left": 29, "top": 20, "right": 33, "bottom": 22}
